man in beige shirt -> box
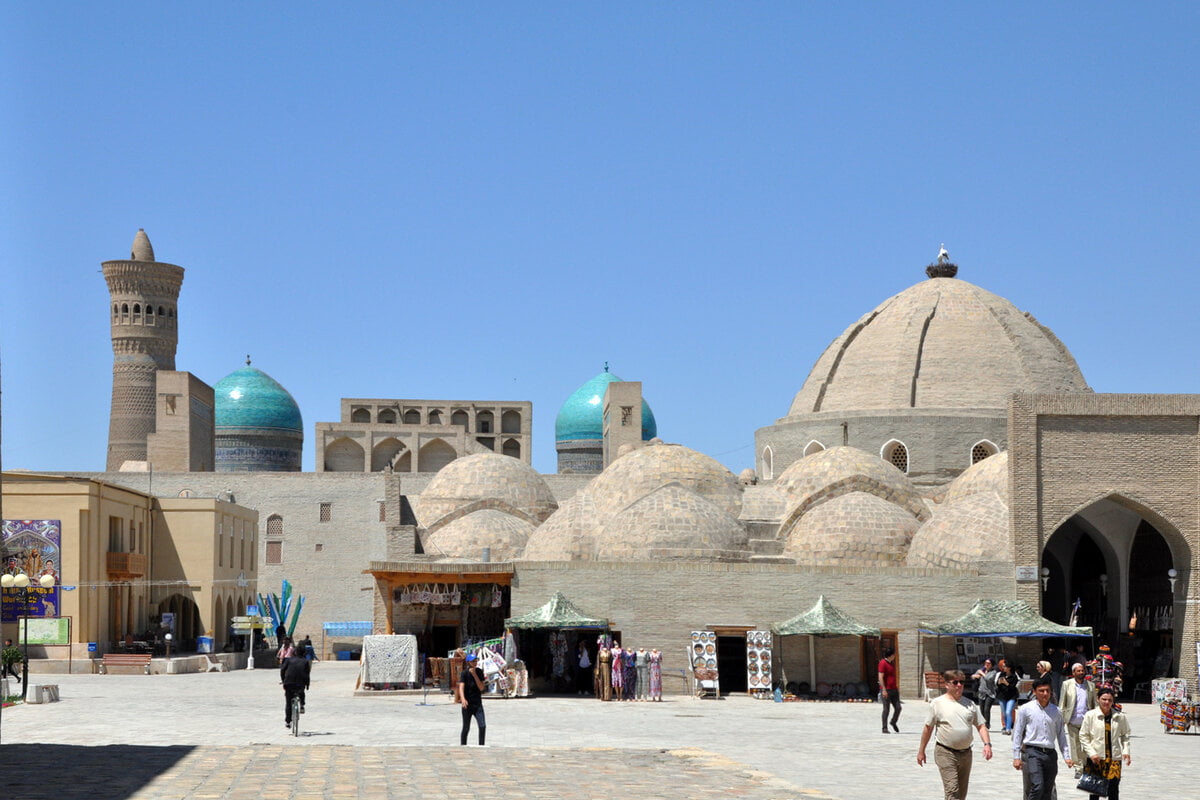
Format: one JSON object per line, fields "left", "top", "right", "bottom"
{"left": 917, "top": 669, "right": 993, "bottom": 800}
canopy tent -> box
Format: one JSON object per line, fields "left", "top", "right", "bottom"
{"left": 918, "top": 600, "right": 1093, "bottom": 638}
{"left": 504, "top": 591, "right": 609, "bottom": 630}
{"left": 770, "top": 595, "right": 881, "bottom": 694}
{"left": 917, "top": 600, "right": 1092, "bottom": 699}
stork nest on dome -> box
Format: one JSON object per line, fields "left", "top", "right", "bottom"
{"left": 925, "top": 260, "right": 958, "bottom": 278}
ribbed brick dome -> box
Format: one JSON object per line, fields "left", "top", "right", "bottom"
{"left": 788, "top": 275, "right": 1090, "bottom": 416}
{"left": 415, "top": 453, "right": 558, "bottom": 529}
{"left": 424, "top": 509, "right": 535, "bottom": 562}
{"left": 595, "top": 483, "right": 751, "bottom": 561}
{"left": 907, "top": 491, "right": 1011, "bottom": 569}
{"left": 942, "top": 451, "right": 1009, "bottom": 505}
{"left": 782, "top": 492, "right": 918, "bottom": 567}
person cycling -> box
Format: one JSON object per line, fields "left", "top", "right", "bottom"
{"left": 281, "top": 648, "right": 310, "bottom": 728}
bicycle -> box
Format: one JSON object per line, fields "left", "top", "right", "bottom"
{"left": 290, "top": 694, "right": 301, "bottom": 737}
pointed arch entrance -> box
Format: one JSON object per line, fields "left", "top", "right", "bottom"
{"left": 1042, "top": 494, "right": 1189, "bottom": 686}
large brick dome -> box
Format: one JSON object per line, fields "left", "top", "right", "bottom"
{"left": 788, "top": 275, "right": 1089, "bottom": 416}
{"left": 414, "top": 452, "right": 558, "bottom": 529}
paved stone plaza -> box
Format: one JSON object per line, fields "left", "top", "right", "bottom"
{"left": 3, "top": 663, "right": 1194, "bottom": 799}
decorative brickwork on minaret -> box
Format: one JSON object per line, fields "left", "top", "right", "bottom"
{"left": 103, "top": 229, "right": 185, "bottom": 470}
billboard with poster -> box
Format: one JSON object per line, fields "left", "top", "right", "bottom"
{"left": 2, "top": 520, "right": 61, "bottom": 623}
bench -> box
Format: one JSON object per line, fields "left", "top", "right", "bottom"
{"left": 204, "top": 654, "right": 228, "bottom": 673}
{"left": 102, "top": 653, "right": 152, "bottom": 674}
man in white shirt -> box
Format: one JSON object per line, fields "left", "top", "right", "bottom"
{"left": 917, "top": 669, "right": 993, "bottom": 800}
{"left": 1012, "top": 676, "right": 1072, "bottom": 800}
{"left": 1058, "top": 662, "right": 1095, "bottom": 777}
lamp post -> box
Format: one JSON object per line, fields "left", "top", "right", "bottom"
{"left": 1, "top": 570, "right": 56, "bottom": 701}
{"left": 165, "top": 632, "right": 172, "bottom": 662}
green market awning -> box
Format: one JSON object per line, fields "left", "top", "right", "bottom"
{"left": 770, "top": 595, "right": 881, "bottom": 638}
{"left": 919, "top": 599, "right": 1092, "bottom": 638}
{"left": 504, "top": 592, "right": 608, "bottom": 630}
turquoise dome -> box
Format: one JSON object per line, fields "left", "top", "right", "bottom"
{"left": 555, "top": 369, "right": 657, "bottom": 442}
{"left": 213, "top": 366, "right": 303, "bottom": 432}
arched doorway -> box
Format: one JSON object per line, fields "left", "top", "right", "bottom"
{"left": 1042, "top": 495, "right": 1188, "bottom": 687}
{"left": 157, "top": 593, "right": 204, "bottom": 651}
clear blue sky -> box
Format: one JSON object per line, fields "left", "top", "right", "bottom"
{"left": 3, "top": 4, "right": 1198, "bottom": 476}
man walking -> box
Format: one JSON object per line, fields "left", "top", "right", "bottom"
{"left": 878, "top": 647, "right": 901, "bottom": 733}
{"left": 458, "top": 653, "right": 487, "bottom": 746}
{"left": 1012, "top": 676, "right": 1072, "bottom": 800}
{"left": 1059, "top": 662, "right": 1096, "bottom": 777}
{"left": 917, "top": 669, "right": 993, "bottom": 800}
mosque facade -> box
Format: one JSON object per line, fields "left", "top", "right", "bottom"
{"left": 6, "top": 231, "right": 1196, "bottom": 694}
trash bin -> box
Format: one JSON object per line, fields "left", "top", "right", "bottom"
{"left": 336, "top": 651, "right": 351, "bottom": 661}
{"left": 197, "top": 636, "right": 214, "bottom": 654}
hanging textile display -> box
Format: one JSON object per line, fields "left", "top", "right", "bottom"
{"left": 745, "top": 630, "right": 772, "bottom": 695}
{"left": 1160, "top": 699, "right": 1200, "bottom": 733}
{"left": 358, "top": 634, "right": 420, "bottom": 688}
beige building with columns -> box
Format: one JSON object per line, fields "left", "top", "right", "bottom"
{"left": 1, "top": 473, "right": 258, "bottom": 670}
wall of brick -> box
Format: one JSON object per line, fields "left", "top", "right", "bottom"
{"left": 1009, "top": 394, "right": 1200, "bottom": 685}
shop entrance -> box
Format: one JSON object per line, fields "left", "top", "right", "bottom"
{"left": 1042, "top": 496, "right": 1189, "bottom": 689}
{"left": 716, "top": 636, "right": 747, "bottom": 693}
{"left": 431, "top": 625, "right": 458, "bottom": 656}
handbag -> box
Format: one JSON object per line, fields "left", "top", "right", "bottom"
{"left": 1076, "top": 770, "right": 1109, "bottom": 796}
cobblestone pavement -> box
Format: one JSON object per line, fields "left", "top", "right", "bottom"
{"left": 2, "top": 663, "right": 1194, "bottom": 799}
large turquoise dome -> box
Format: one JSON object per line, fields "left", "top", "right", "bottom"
{"left": 555, "top": 368, "right": 657, "bottom": 442}
{"left": 214, "top": 366, "right": 303, "bottom": 432}
{"left": 213, "top": 363, "right": 303, "bottom": 472}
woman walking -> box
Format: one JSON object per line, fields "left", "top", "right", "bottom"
{"left": 994, "top": 658, "right": 1019, "bottom": 734}
{"left": 972, "top": 658, "right": 997, "bottom": 729}
{"left": 1079, "top": 687, "right": 1131, "bottom": 799}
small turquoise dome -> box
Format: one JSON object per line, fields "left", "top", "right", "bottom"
{"left": 555, "top": 368, "right": 657, "bottom": 442}
{"left": 214, "top": 366, "right": 303, "bottom": 432}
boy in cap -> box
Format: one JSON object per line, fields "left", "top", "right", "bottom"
{"left": 458, "top": 653, "right": 488, "bottom": 745}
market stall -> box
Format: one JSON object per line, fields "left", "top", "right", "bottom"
{"left": 504, "top": 591, "right": 609, "bottom": 695}
{"left": 770, "top": 595, "right": 881, "bottom": 698}
{"left": 918, "top": 599, "right": 1092, "bottom": 698}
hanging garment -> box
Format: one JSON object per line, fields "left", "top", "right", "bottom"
{"left": 649, "top": 650, "right": 663, "bottom": 700}
{"left": 635, "top": 649, "right": 650, "bottom": 700}
{"left": 623, "top": 649, "right": 637, "bottom": 700}
{"left": 611, "top": 646, "right": 625, "bottom": 696}
{"left": 598, "top": 647, "right": 612, "bottom": 701}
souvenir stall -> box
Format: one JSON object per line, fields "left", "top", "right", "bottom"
{"left": 504, "top": 592, "right": 609, "bottom": 696}
{"left": 771, "top": 595, "right": 881, "bottom": 700}
{"left": 365, "top": 560, "right": 513, "bottom": 691}
{"left": 918, "top": 599, "right": 1092, "bottom": 699}
{"left": 356, "top": 633, "right": 420, "bottom": 690}
{"left": 688, "top": 631, "right": 721, "bottom": 698}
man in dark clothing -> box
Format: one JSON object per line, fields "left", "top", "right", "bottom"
{"left": 457, "top": 653, "right": 487, "bottom": 745}
{"left": 3, "top": 638, "right": 22, "bottom": 683}
{"left": 280, "top": 651, "right": 310, "bottom": 728}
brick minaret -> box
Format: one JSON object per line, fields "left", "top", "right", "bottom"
{"left": 103, "top": 229, "right": 185, "bottom": 470}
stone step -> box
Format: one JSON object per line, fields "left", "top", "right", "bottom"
{"left": 748, "top": 538, "right": 784, "bottom": 555}
{"left": 749, "top": 555, "right": 794, "bottom": 564}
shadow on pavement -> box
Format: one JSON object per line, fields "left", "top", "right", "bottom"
{"left": 2, "top": 744, "right": 195, "bottom": 800}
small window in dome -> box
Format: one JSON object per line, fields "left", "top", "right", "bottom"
{"left": 158, "top": 306, "right": 165, "bottom": 316}
{"left": 761, "top": 446, "right": 774, "bottom": 481}
{"left": 266, "top": 514, "right": 283, "bottom": 538}
{"left": 971, "top": 440, "right": 998, "bottom": 465}
{"left": 883, "top": 440, "right": 909, "bottom": 473}
{"left": 133, "top": 303, "right": 141, "bottom": 314}
{"left": 803, "top": 440, "right": 825, "bottom": 457}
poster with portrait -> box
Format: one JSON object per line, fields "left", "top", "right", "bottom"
{"left": 745, "top": 630, "right": 773, "bottom": 695}
{"left": 2, "top": 520, "right": 61, "bottom": 623}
